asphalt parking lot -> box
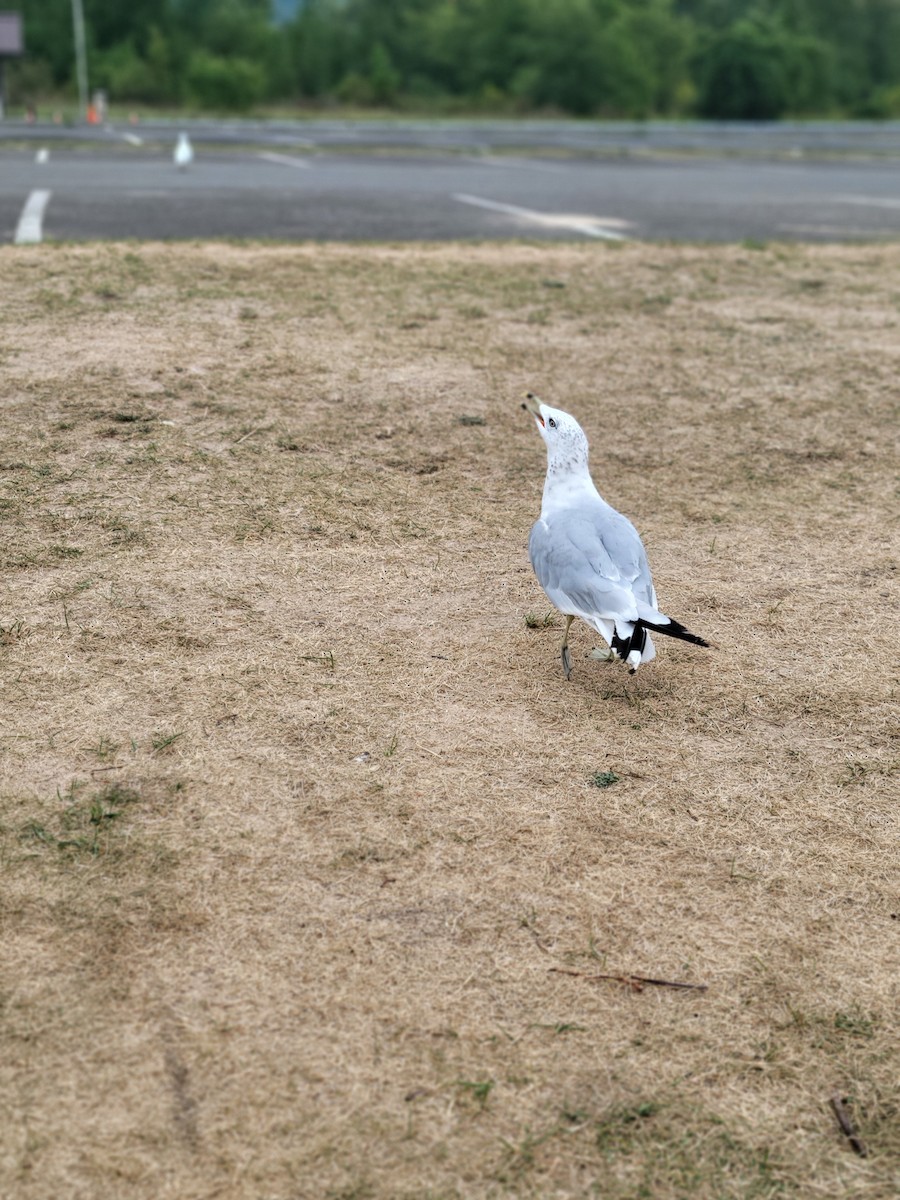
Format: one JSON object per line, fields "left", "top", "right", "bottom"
{"left": 3, "top": 120, "right": 900, "bottom": 243}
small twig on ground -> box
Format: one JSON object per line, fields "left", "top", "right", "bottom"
{"left": 525, "top": 926, "right": 554, "bottom": 953}
{"left": 549, "top": 967, "right": 708, "bottom": 993}
{"left": 829, "top": 1093, "right": 867, "bottom": 1157}
{"left": 233, "top": 426, "right": 264, "bottom": 445}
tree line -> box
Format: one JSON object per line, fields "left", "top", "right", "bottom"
{"left": 8, "top": 0, "right": 900, "bottom": 119}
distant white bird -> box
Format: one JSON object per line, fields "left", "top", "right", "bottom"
{"left": 174, "top": 132, "right": 193, "bottom": 170}
{"left": 523, "top": 392, "right": 710, "bottom": 677}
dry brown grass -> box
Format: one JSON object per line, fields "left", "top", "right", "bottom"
{"left": 0, "top": 240, "right": 897, "bottom": 1200}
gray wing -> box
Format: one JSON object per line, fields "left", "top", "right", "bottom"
{"left": 529, "top": 498, "right": 657, "bottom": 620}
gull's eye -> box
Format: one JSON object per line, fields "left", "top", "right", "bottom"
{"left": 548, "top": 417, "right": 557, "bottom": 429}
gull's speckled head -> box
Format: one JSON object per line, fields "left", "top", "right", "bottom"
{"left": 521, "top": 392, "right": 590, "bottom": 469}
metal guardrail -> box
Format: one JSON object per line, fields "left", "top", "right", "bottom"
{"left": 2, "top": 118, "right": 900, "bottom": 157}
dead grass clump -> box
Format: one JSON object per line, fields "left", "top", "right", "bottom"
{"left": 0, "top": 241, "right": 897, "bottom": 1199}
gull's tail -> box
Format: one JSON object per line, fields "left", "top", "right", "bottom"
{"left": 613, "top": 616, "right": 710, "bottom": 674}
{"left": 641, "top": 615, "right": 710, "bottom": 649}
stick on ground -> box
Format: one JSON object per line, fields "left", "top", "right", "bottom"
{"left": 550, "top": 968, "right": 708, "bottom": 992}
{"left": 829, "top": 1093, "right": 868, "bottom": 1157}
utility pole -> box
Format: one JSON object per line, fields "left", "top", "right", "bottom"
{"left": 71, "top": 0, "right": 88, "bottom": 120}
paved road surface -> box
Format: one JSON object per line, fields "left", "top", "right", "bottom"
{"left": 3, "top": 135, "right": 900, "bottom": 243}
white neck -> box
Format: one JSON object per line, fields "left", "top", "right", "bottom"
{"left": 541, "top": 446, "right": 598, "bottom": 513}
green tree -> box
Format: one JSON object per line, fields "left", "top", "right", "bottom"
{"left": 615, "top": 0, "right": 694, "bottom": 114}
{"left": 7, "top": 0, "right": 77, "bottom": 85}
{"left": 368, "top": 41, "right": 401, "bottom": 103}
{"left": 9, "top": 0, "right": 900, "bottom": 119}
{"left": 515, "top": 0, "right": 654, "bottom": 116}
{"left": 186, "top": 50, "right": 266, "bottom": 109}
{"left": 696, "top": 16, "right": 794, "bottom": 118}
{"left": 288, "top": 0, "right": 348, "bottom": 97}
{"left": 83, "top": 0, "right": 174, "bottom": 56}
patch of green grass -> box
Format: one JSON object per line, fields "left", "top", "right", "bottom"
{"left": 495, "top": 1097, "right": 793, "bottom": 1196}
{"left": 641, "top": 292, "right": 673, "bottom": 310}
{"left": 497, "top": 1125, "right": 558, "bottom": 1181}
{"left": 594, "top": 1100, "right": 661, "bottom": 1151}
{"left": 151, "top": 730, "right": 185, "bottom": 754}
{"left": 456, "top": 1078, "right": 494, "bottom": 1110}
{"left": 838, "top": 760, "right": 868, "bottom": 786}
{"left": 335, "top": 841, "right": 391, "bottom": 866}
{"left": 524, "top": 611, "right": 555, "bottom": 629}
{"left": 101, "top": 516, "right": 145, "bottom": 547}
{"left": 590, "top": 770, "right": 620, "bottom": 789}
{"left": 19, "top": 781, "right": 141, "bottom": 857}
{"left": 298, "top": 651, "right": 336, "bottom": 670}
{"left": 834, "top": 1009, "right": 876, "bottom": 1039}
{"left": 324, "top": 1182, "right": 376, "bottom": 1200}
{"left": 0, "top": 619, "right": 27, "bottom": 646}
{"left": 103, "top": 410, "right": 148, "bottom": 424}
{"left": 87, "top": 736, "right": 119, "bottom": 762}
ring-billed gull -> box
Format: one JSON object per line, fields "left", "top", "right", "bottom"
{"left": 522, "top": 392, "right": 710, "bottom": 678}
{"left": 174, "top": 132, "right": 194, "bottom": 170}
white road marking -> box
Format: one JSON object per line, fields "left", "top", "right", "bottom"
{"left": 258, "top": 151, "right": 312, "bottom": 169}
{"left": 833, "top": 194, "right": 900, "bottom": 210}
{"left": 453, "top": 192, "right": 628, "bottom": 240}
{"left": 35, "top": 148, "right": 49, "bottom": 164}
{"left": 14, "top": 189, "right": 52, "bottom": 244}
{"left": 123, "top": 133, "right": 144, "bottom": 146}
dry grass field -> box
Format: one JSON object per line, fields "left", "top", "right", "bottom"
{"left": 0, "top": 240, "right": 897, "bottom": 1200}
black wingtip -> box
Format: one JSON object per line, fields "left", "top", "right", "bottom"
{"left": 644, "top": 617, "right": 711, "bottom": 648}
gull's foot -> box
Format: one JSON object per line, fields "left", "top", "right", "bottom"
{"left": 589, "top": 647, "right": 616, "bottom": 663}
{"left": 561, "top": 644, "right": 572, "bottom": 680}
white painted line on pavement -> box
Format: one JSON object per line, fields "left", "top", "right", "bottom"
{"left": 833, "top": 194, "right": 900, "bottom": 210}
{"left": 35, "top": 148, "right": 49, "bottom": 164}
{"left": 123, "top": 133, "right": 144, "bottom": 146}
{"left": 453, "top": 192, "right": 628, "bottom": 240}
{"left": 258, "top": 151, "right": 312, "bottom": 169}
{"left": 14, "top": 189, "right": 52, "bottom": 245}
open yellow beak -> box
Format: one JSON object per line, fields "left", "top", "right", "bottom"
{"left": 522, "top": 392, "right": 544, "bottom": 425}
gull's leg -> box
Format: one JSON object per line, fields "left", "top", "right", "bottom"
{"left": 560, "top": 614, "right": 575, "bottom": 680}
